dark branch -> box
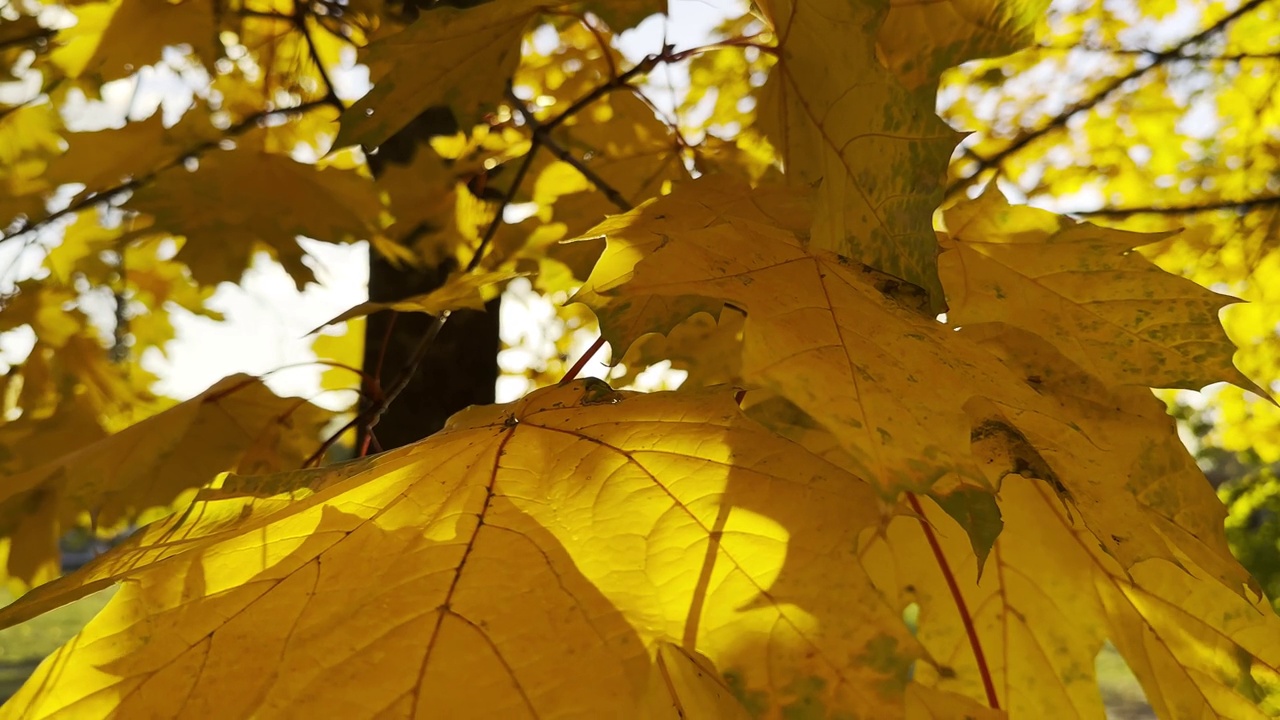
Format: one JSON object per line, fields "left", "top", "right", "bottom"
{"left": 294, "top": 4, "right": 344, "bottom": 110}
{"left": 0, "top": 25, "right": 55, "bottom": 52}
{"left": 1073, "top": 195, "right": 1280, "bottom": 218}
{"left": 505, "top": 88, "right": 634, "bottom": 212}
{"left": 1034, "top": 42, "right": 1280, "bottom": 62}
{"left": 948, "top": 0, "right": 1268, "bottom": 201}
{"left": 1, "top": 100, "right": 331, "bottom": 245}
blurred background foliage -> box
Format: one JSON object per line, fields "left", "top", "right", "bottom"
{"left": 936, "top": 0, "right": 1280, "bottom": 617}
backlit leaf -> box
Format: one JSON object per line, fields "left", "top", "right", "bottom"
{"left": 756, "top": 0, "right": 961, "bottom": 308}
{"left": 337, "top": 0, "right": 542, "bottom": 150}
{"left": 50, "top": 0, "right": 217, "bottom": 81}
{"left": 0, "top": 381, "right": 916, "bottom": 718}
{"left": 313, "top": 270, "right": 518, "bottom": 332}
{"left": 878, "top": 0, "right": 1048, "bottom": 93}
{"left": 942, "top": 189, "right": 1265, "bottom": 394}
{"left": 584, "top": 181, "right": 1253, "bottom": 593}
{"left": 865, "top": 475, "right": 1280, "bottom": 718}
{"left": 0, "top": 374, "right": 331, "bottom": 585}
{"left": 128, "top": 145, "right": 380, "bottom": 288}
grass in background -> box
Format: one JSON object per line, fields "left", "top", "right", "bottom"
{"left": 0, "top": 588, "right": 115, "bottom": 702}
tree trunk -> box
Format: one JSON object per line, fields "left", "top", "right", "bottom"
{"left": 360, "top": 110, "right": 500, "bottom": 451}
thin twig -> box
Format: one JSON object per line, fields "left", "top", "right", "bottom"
{"left": 505, "top": 89, "right": 634, "bottom": 212}
{"left": 294, "top": 3, "right": 344, "bottom": 110}
{"left": 1073, "top": 194, "right": 1280, "bottom": 217}
{"left": 0, "top": 25, "right": 55, "bottom": 52}
{"left": 2, "top": 100, "right": 332, "bottom": 246}
{"left": 947, "top": 0, "right": 1267, "bottom": 202}
{"left": 303, "top": 52, "right": 672, "bottom": 465}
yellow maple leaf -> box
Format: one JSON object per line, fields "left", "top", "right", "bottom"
{"left": 614, "top": 309, "right": 744, "bottom": 388}
{"left": 0, "top": 374, "right": 331, "bottom": 586}
{"left": 865, "top": 475, "right": 1280, "bottom": 718}
{"left": 583, "top": 180, "right": 1254, "bottom": 593}
{"left": 128, "top": 144, "right": 381, "bottom": 288}
{"left": 942, "top": 189, "right": 1266, "bottom": 395}
{"left": 44, "top": 110, "right": 218, "bottom": 193}
{"left": 755, "top": 0, "right": 962, "bottom": 309}
{"left": 49, "top": 0, "right": 217, "bottom": 81}
{"left": 878, "top": 0, "right": 1048, "bottom": 93}
{"left": 0, "top": 381, "right": 916, "bottom": 718}
{"left": 336, "top": 0, "right": 545, "bottom": 150}
{"left": 312, "top": 270, "right": 519, "bottom": 332}
{"left": 581, "top": 180, "right": 992, "bottom": 497}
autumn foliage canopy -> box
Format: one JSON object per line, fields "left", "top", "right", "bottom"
{"left": 0, "top": 0, "right": 1278, "bottom": 718}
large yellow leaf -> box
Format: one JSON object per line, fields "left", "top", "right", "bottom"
{"left": 0, "top": 381, "right": 917, "bottom": 718}
{"left": 44, "top": 111, "right": 217, "bottom": 193}
{"left": 127, "top": 145, "right": 381, "bottom": 288}
{"left": 50, "top": 0, "right": 216, "bottom": 81}
{"left": 755, "top": 0, "right": 961, "bottom": 308}
{"left": 337, "top": 0, "right": 542, "bottom": 150}
{"left": 864, "top": 476, "right": 1280, "bottom": 719}
{"left": 581, "top": 181, "right": 995, "bottom": 497}
{"left": 0, "top": 375, "right": 331, "bottom": 585}
{"left": 942, "top": 189, "right": 1265, "bottom": 394}
{"left": 878, "top": 0, "right": 1048, "bottom": 93}
{"left": 581, "top": 180, "right": 1254, "bottom": 593}
{"left": 337, "top": 1, "right": 663, "bottom": 150}
{"left": 959, "top": 323, "right": 1258, "bottom": 604}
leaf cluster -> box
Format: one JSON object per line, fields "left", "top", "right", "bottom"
{"left": 0, "top": 0, "right": 1277, "bottom": 718}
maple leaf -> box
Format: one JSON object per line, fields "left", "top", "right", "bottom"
{"left": 49, "top": 0, "right": 217, "bottom": 81}
{"left": 755, "top": 0, "right": 961, "bottom": 308}
{"left": 942, "top": 189, "right": 1265, "bottom": 394}
{"left": 337, "top": 1, "right": 665, "bottom": 151}
{"left": 613, "top": 309, "right": 744, "bottom": 388}
{"left": 878, "top": 0, "right": 1048, "bottom": 94}
{"left": 865, "top": 476, "right": 1280, "bottom": 718}
{"left": 580, "top": 181, "right": 995, "bottom": 498}
{"left": 336, "top": 1, "right": 536, "bottom": 150}
{"left": 582, "top": 180, "right": 1255, "bottom": 592}
{"left": 0, "top": 375, "right": 331, "bottom": 586}
{"left": 312, "top": 270, "right": 519, "bottom": 331}
{"left": 43, "top": 110, "right": 218, "bottom": 193}
{"left": 0, "top": 381, "right": 919, "bottom": 718}
{"left": 127, "top": 144, "right": 381, "bottom": 288}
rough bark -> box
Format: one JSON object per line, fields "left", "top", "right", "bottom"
{"left": 360, "top": 110, "right": 500, "bottom": 451}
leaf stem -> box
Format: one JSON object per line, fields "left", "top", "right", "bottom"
{"left": 906, "top": 491, "right": 999, "bottom": 711}
{"left": 505, "top": 88, "right": 634, "bottom": 213}
{"left": 560, "top": 335, "right": 608, "bottom": 385}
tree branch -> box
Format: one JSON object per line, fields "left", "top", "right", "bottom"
{"left": 1, "top": 100, "right": 331, "bottom": 245}
{"left": 0, "top": 25, "right": 55, "bottom": 52}
{"left": 947, "top": 0, "right": 1268, "bottom": 202}
{"left": 305, "top": 50, "right": 668, "bottom": 465}
{"left": 505, "top": 88, "right": 634, "bottom": 213}
{"left": 1034, "top": 42, "right": 1280, "bottom": 62}
{"left": 1074, "top": 194, "right": 1280, "bottom": 218}
{"left": 294, "top": 3, "right": 344, "bottom": 110}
